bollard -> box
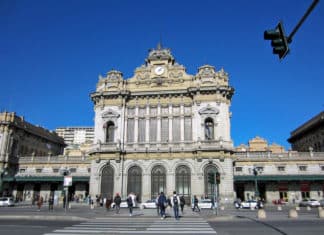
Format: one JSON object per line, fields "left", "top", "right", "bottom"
{"left": 288, "top": 208, "right": 298, "bottom": 218}
{"left": 306, "top": 206, "right": 311, "bottom": 211}
{"left": 257, "top": 209, "right": 267, "bottom": 219}
{"left": 295, "top": 206, "right": 300, "bottom": 211}
{"left": 318, "top": 207, "right": 324, "bottom": 218}
{"left": 277, "top": 205, "right": 282, "bottom": 211}
{"left": 220, "top": 206, "right": 225, "bottom": 211}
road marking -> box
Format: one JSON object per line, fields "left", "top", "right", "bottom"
{"left": 43, "top": 217, "right": 217, "bottom": 234}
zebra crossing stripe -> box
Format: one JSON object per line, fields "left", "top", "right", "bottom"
{"left": 43, "top": 218, "right": 217, "bottom": 234}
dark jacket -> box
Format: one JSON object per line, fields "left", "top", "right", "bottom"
{"left": 158, "top": 194, "right": 167, "bottom": 207}
{"left": 114, "top": 195, "right": 121, "bottom": 205}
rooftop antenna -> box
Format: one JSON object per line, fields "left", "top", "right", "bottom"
{"left": 157, "top": 34, "right": 163, "bottom": 49}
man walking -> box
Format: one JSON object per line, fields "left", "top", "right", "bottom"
{"left": 158, "top": 192, "right": 167, "bottom": 219}
{"left": 171, "top": 191, "right": 180, "bottom": 220}
{"left": 192, "top": 195, "right": 200, "bottom": 212}
{"left": 127, "top": 194, "right": 133, "bottom": 216}
{"left": 113, "top": 193, "right": 121, "bottom": 214}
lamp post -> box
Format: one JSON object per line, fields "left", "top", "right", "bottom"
{"left": 61, "top": 168, "right": 71, "bottom": 213}
{"left": 253, "top": 167, "right": 259, "bottom": 199}
{"left": 0, "top": 167, "right": 4, "bottom": 196}
{"left": 0, "top": 163, "right": 8, "bottom": 197}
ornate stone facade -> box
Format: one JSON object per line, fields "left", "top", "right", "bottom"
{"left": 89, "top": 44, "right": 235, "bottom": 203}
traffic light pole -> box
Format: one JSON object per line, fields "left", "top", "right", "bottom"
{"left": 287, "top": 0, "right": 319, "bottom": 43}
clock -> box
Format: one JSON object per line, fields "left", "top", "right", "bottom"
{"left": 154, "top": 66, "right": 165, "bottom": 75}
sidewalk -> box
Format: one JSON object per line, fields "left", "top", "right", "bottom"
{"left": 0, "top": 203, "right": 202, "bottom": 221}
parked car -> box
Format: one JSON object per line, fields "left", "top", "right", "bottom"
{"left": 308, "top": 199, "right": 320, "bottom": 207}
{"left": 299, "top": 199, "right": 320, "bottom": 207}
{"left": 140, "top": 199, "right": 157, "bottom": 209}
{"left": 239, "top": 200, "right": 263, "bottom": 209}
{"left": 0, "top": 197, "right": 15, "bottom": 207}
{"left": 191, "top": 199, "right": 214, "bottom": 209}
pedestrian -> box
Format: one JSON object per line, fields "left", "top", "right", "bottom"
{"left": 171, "top": 191, "right": 180, "bottom": 220}
{"left": 127, "top": 194, "right": 133, "bottom": 216}
{"left": 113, "top": 193, "right": 122, "bottom": 214}
{"left": 192, "top": 195, "right": 200, "bottom": 212}
{"left": 180, "top": 195, "right": 185, "bottom": 213}
{"left": 155, "top": 194, "right": 160, "bottom": 216}
{"left": 63, "top": 194, "right": 66, "bottom": 209}
{"left": 48, "top": 195, "right": 54, "bottom": 211}
{"left": 37, "top": 195, "right": 43, "bottom": 211}
{"left": 158, "top": 192, "right": 167, "bottom": 219}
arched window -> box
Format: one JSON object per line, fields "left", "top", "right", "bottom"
{"left": 175, "top": 165, "right": 191, "bottom": 204}
{"left": 151, "top": 165, "right": 166, "bottom": 199}
{"left": 105, "top": 121, "right": 115, "bottom": 143}
{"left": 101, "top": 165, "right": 114, "bottom": 199}
{"left": 127, "top": 166, "right": 142, "bottom": 202}
{"left": 204, "top": 118, "right": 214, "bottom": 140}
{"left": 204, "top": 164, "right": 218, "bottom": 199}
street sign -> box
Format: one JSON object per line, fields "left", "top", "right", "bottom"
{"left": 64, "top": 176, "right": 72, "bottom": 186}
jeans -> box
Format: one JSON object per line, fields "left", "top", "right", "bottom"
{"left": 173, "top": 205, "right": 179, "bottom": 219}
{"left": 128, "top": 206, "right": 133, "bottom": 215}
{"left": 160, "top": 205, "right": 165, "bottom": 217}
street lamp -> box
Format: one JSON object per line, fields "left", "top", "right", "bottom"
{"left": 253, "top": 167, "right": 259, "bottom": 199}
{"left": 0, "top": 165, "right": 8, "bottom": 197}
{"left": 60, "top": 168, "right": 71, "bottom": 213}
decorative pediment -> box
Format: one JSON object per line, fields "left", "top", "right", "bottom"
{"left": 102, "top": 109, "right": 120, "bottom": 119}
{"left": 198, "top": 105, "right": 219, "bottom": 115}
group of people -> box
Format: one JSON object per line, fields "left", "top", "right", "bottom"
{"left": 156, "top": 191, "right": 186, "bottom": 220}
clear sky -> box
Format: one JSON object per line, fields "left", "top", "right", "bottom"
{"left": 0, "top": 0, "right": 323, "bottom": 149}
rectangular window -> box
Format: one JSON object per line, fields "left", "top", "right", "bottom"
{"left": 69, "top": 168, "right": 77, "bottom": 173}
{"left": 321, "top": 166, "right": 324, "bottom": 171}
{"left": 299, "top": 165, "right": 307, "bottom": 171}
{"left": 139, "top": 107, "right": 146, "bottom": 117}
{"left": 172, "top": 117, "right": 181, "bottom": 141}
{"left": 53, "top": 168, "right": 59, "bottom": 173}
{"left": 277, "top": 166, "right": 285, "bottom": 172}
{"left": 36, "top": 168, "right": 42, "bottom": 173}
{"left": 127, "top": 118, "right": 134, "bottom": 142}
{"left": 161, "top": 118, "right": 169, "bottom": 142}
{"left": 161, "top": 106, "right": 169, "bottom": 115}
{"left": 184, "top": 117, "right": 192, "bottom": 141}
{"left": 19, "top": 168, "right": 26, "bottom": 173}
{"left": 149, "top": 118, "right": 157, "bottom": 142}
{"left": 87, "top": 168, "right": 91, "bottom": 173}
{"left": 138, "top": 118, "right": 146, "bottom": 142}
{"left": 184, "top": 106, "right": 191, "bottom": 115}
{"left": 235, "top": 167, "right": 242, "bottom": 172}
{"left": 150, "top": 107, "right": 157, "bottom": 116}
{"left": 172, "top": 106, "right": 180, "bottom": 115}
{"left": 127, "top": 107, "right": 135, "bottom": 116}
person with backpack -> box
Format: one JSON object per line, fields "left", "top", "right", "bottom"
{"left": 180, "top": 195, "right": 185, "bottom": 214}
{"left": 171, "top": 191, "right": 180, "bottom": 220}
{"left": 113, "top": 193, "right": 122, "bottom": 214}
{"left": 158, "top": 192, "right": 167, "bottom": 219}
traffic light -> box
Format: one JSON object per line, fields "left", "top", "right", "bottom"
{"left": 264, "top": 21, "right": 289, "bottom": 59}
{"left": 216, "top": 172, "right": 221, "bottom": 184}
{"left": 208, "top": 172, "right": 215, "bottom": 184}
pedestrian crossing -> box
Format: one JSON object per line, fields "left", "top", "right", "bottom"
{"left": 43, "top": 217, "right": 216, "bottom": 234}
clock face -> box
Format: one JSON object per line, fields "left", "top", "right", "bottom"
{"left": 154, "top": 66, "right": 165, "bottom": 75}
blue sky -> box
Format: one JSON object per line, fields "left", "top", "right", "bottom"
{"left": 0, "top": 0, "right": 323, "bottom": 149}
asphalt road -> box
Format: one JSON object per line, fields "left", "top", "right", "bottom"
{"left": 0, "top": 219, "right": 78, "bottom": 235}
{"left": 1, "top": 203, "right": 324, "bottom": 235}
